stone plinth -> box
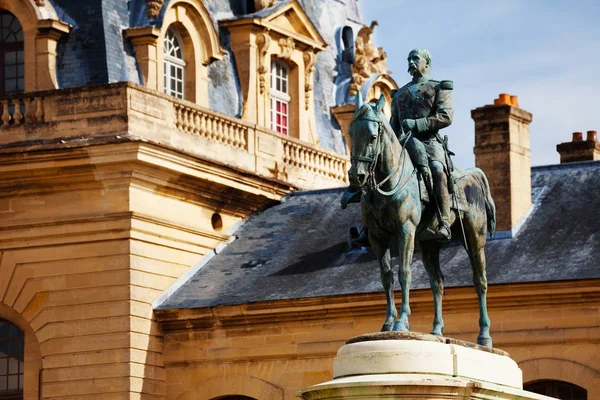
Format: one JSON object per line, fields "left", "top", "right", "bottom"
{"left": 297, "top": 332, "right": 555, "bottom": 400}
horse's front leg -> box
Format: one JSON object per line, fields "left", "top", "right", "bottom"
{"left": 420, "top": 240, "right": 444, "bottom": 336}
{"left": 470, "top": 246, "right": 492, "bottom": 348}
{"left": 370, "top": 232, "right": 397, "bottom": 331}
{"left": 393, "top": 225, "right": 416, "bottom": 332}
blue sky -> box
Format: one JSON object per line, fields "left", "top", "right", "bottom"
{"left": 360, "top": 0, "right": 600, "bottom": 167}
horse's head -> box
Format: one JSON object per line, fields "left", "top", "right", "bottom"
{"left": 348, "top": 93, "right": 387, "bottom": 188}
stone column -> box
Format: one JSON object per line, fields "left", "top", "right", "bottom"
{"left": 472, "top": 94, "right": 533, "bottom": 234}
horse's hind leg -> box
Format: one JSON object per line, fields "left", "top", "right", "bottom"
{"left": 469, "top": 245, "right": 492, "bottom": 348}
{"left": 421, "top": 240, "right": 444, "bottom": 336}
{"left": 370, "top": 233, "right": 397, "bottom": 331}
{"left": 393, "top": 226, "right": 415, "bottom": 332}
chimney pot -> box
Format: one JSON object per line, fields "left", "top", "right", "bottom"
{"left": 498, "top": 93, "right": 511, "bottom": 105}
{"left": 587, "top": 130, "right": 597, "bottom": 142}
{"left": 510, "top": 95, "right": 519, "bottom": 107}
{"left": 572, "top": 132, "right": 583, "bottom": 142}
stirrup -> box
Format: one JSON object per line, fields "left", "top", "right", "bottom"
{"left": 435, "top": 222, "right": 451, "bottom": 242}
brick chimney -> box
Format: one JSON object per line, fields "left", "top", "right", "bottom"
{"left": 472, "top": 94, "right": 533, "bottom": 233}
{"left": 556, "top": 130, "right": 600, "bottom": 163}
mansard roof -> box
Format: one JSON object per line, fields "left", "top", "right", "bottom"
{"left": 156, "top": 160, "right": 600, "bottom": 310}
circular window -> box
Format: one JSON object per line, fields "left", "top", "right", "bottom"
{"left": 211, "top": 213, "right": 223, "bottom": 231}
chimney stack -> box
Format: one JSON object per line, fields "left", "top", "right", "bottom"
{"left": 556, "top": 130, "right": 600, "bottom": 163}
{"left": 472, "top": 94, "right": 533, "bottom": 233}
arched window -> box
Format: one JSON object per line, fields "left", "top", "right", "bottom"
{"left": 163, "top": 28, "right": 186, "bottom": 99}
{"left": 270, "top": 60, "right": 290, "bottom": 135}
{"left": 0, "top": 319, "right": 24, "bottom": 399}
{"left": 341, "top": 26, "right": 355, "bottom": 64}
{"left": 0, "top": 10, "right": 24, "bottom": 96}
{"left": 525, "top": 380, "right": 587, "bottom": 399}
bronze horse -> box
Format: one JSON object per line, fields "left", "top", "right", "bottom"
{"left": 347, "top": 93, "right": 496, "bottom": 347}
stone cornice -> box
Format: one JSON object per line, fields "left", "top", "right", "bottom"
{"left": 155, "top": 279, "right": 600, "bottom": 332}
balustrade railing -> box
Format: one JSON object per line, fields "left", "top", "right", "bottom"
{"left": 281, "top": 138, "right": 347, "bottom": 182}
{"left": 0, "top": 96, "right": 44, "bottom": 128}
{"left": 174, "top": 103, "right": 247, "bottom": 150}
{"left": 171, "top": 98, "right": 348, "bottom": 185}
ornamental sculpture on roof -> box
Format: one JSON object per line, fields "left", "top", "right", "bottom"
{"left": 349, "top": 21, "right": 389, "bottom": 95}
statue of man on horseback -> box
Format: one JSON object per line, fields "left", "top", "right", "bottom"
{"left": 340, "top": 48, "right": 497, "bottom": 348}
{"left": 342, "top": 48, "right": 456, "bottom": 243}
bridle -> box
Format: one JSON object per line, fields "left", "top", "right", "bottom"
{"left": 350, "top": 113, "right": 415, "bottom": 197}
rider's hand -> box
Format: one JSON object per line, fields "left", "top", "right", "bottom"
{"left": 402, "top": 119, "right": 416, "bottom": 133}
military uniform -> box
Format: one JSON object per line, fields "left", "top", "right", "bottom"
{"left": 390, "top": 76, "right": 454, "bottom": 241}
{"left": 390, "top": 77, "right": 453, "bottom": 171}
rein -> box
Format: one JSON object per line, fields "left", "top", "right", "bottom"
{"left": 350, "top": 116, "right": 415, "bottom": 197}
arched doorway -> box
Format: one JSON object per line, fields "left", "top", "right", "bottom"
{"left": 0, "top": 319, "right": 24, "bottom": 400}
{"left": 525, "top": 380, "right": 587, "bottom": 400}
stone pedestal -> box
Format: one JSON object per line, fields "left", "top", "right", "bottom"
{"left": 297, "top": 332, "right": 555, "bottom": 400}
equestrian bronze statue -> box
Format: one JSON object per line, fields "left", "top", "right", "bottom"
{"left": 341, "top": 49, "right": 496, "bottom": 347}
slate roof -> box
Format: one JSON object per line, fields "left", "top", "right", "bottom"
{"left": 156, "top": 160, "right": 600, "bottom": 310}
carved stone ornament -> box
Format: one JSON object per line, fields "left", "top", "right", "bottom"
{"left": 303, "top": 51, "right": 316, "bottom": 110}
{"left": 256, "top": 32, "right": 271, "bottom": 95}
{"left": 254, "top": 0, "right": 278, "bottom": 12}
{"left": 349, "top": 20, "right": 389, "bottom": 95}
{"left": 34, "top": 0, "right": 45, "bottom": 6}
{"left": 146, "top": 0, "right": 165, "bottom": 19}
{"left": 278, "top": 37, "right": 295, "bottom": 61}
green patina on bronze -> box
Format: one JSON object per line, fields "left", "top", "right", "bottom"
{"left": 341, "top": 49, "right": 497, "bottom": 348}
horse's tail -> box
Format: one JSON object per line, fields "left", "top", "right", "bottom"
{"left": 474, "top": 168, "right": 496, "bottom": 237}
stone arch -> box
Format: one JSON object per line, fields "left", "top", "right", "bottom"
{"left": 157, "top": 0, "right": 224, "bottom": 105}
{"left": 366, "top": 74, "right": 397, "bottom": 119}
{"left": 0, "top": 0, "right": 70, "bottom": 91}
{"left": 177, "top": 374, "right": 284, "bottom": 400}
{"left": 519, "top": 358, "right": 600, "bottom": 399}
{"left": 158, "top": 0, "right": 225, "bottom": 66}
{"left": 0, "top": 302, "right": 42, "bottom": 400}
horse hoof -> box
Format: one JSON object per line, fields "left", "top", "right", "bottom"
{"left": 477, "top": 335, "right": 493, "bottom": 348}
{"left": 430, "top": 328, "right": 443, "bottom": 336}
{"left": 392, "top": 320, "right": 410, "bottom": 332}
{"left": 381, "top": 323, "right": 393, "bottom": 332}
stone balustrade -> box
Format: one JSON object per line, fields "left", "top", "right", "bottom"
{"left": 0, "top": 83, "right": 349, "bottom": 191}
{"left": 0, "top": 95, "right": 44, "bottom": 127}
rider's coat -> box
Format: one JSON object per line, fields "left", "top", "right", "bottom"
{"left": 390, "top": 77, "right": 453, "bottom": 170}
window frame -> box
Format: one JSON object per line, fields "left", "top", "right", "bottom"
{"left": 0, "top": 319, "right": 24, "bottom": 400}
{"left": 0, "top": 10, "right": 24, "bottom": 96}
{"left": 270, "top": 60, "right": 290, "bottom": 135}
{"left": 163, "top": 28, "right": 187, "bottom": 99}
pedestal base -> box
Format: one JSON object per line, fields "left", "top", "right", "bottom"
{"left": 298, "top": 332, "right": 555, "bottom": 400}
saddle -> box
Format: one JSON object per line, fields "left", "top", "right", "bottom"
{"left": 417, "top": 167, "right": 469, "bottom": 241}
{"left": 418, "top": 167, "right": 468, "bottom": 212}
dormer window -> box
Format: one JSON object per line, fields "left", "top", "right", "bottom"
{"left": 163, "top": 29, "right": 186, "bottom": 99}
{"left": 270, "top": 60, "right": 290, "bottom": 135}
{"left": 341, "top": 26, "right": 354, "bottom": 64}
{"left": 0, "top": 10, "right": 24, "bottom": 96}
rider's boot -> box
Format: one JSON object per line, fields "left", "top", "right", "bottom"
{"left": 433, "top": 166, "right": 452, "bottom": 242}
{"left": 351, "top": 226, "right": 370, "bottom": 248}
{"left": 340, "top": 186, "right": 361, "bottom": 210}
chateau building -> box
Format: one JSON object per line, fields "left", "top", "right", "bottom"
{"left": 0, "top": 0, "right": 597, "bottom": 399}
